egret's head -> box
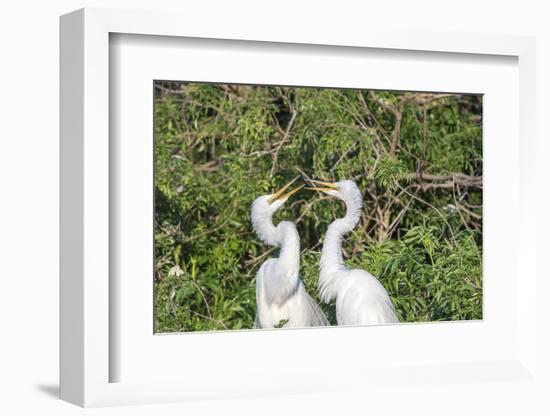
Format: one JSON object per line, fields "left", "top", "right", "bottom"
{"left": 306, "top": 179, "right": 363, "bottom": 225}
{"left": 251, "top": 177, "right": 303, "bottom": 245}
{"left": 253, "top": 176, "right": 303, "bottom": 214}
{"left": 307, "top": 179, "right": 361, "bottom": 203}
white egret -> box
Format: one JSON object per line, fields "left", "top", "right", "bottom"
{"left": 251, "top": 177, "right": 329, "bottom": 329}
{"left": 307, "top": 179, "right": 399, "bottom": 325}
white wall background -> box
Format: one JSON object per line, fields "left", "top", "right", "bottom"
{"left": 0, "top": 1, "right": 548, "bottom": 415}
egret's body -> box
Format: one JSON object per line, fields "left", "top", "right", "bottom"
{"left": 251, "top": 183, "right": 328, "bottom": 329}
{"left": 310, "top": 180, "right": 399, "bottom": 326}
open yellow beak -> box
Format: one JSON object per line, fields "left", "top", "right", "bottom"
{"left": 305, "top": 179, "right": 339, "bottom": 193}
{"left": 267, "top": 176, "right": 303, "bottom": 204}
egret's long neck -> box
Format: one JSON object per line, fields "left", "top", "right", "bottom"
{"left": 320, "top": 197, "right": 361, "bottom": 273}
{"left": 318, "top": 195, "right": 362, "bottom": 302}
{"left": 277, "top": 222, "right": 300, "bottom": 274}
{"left": 252, "top": 209, "right": 278, "bottom": 247}
{"left": 251, "top": 209, "right": 300, "bottom": 275}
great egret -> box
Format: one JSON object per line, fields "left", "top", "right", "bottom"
{"left": 307, "top": 179, "right": 399, "bottom": 325}
{"left": 251, "top": 177, "right": 329, "bottom": 329}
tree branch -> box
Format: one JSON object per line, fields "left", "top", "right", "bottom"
{"left": 405, "top": 172, "right": 482, "bottom": 189}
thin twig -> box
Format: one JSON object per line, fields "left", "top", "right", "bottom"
{"left": 188, "top": 309, "right": 229, "bottom": 330}
{"left": 270, "top": 109, "right": 297, "bottom": 177}
{"left": 396, "top": 184, "right": 456, "bottom": 241}
{"left": 189, "top": 280, "right": 213, "bottom": 320}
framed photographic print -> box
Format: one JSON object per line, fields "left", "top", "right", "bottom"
{"left": 150, "top": 80, "right": 483, "bottom": 334}
{"left": 60, "top": 7, "right": 538, "bottom": 408}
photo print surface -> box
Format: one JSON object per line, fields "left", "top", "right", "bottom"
{"left": 153, "top": 81, "right": 483, "bottom": 333}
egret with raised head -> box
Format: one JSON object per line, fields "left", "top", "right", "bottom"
{"left": 307, "top": 179, "right": 399, "bottom": 326}
{"left": 251, "top": 177, "right": 329, "bottom": 328}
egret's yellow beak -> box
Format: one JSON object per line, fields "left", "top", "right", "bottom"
{"left": 267, "top": 176, "right": 303, "bottom": 204}
{"left": 305, "top": 179, "right": 339, "bottom": 193}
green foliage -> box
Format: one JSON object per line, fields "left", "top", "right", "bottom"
{"left": 154, "top": 82, "right": 483, "bottom": 332}
{"left": 374, "top": 155, "right": 407, "bottom": 189}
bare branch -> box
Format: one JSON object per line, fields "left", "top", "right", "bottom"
{"left": 405, "top": 172, "right": 482, "bottom": 189}
{"left": 270, "top": 109, "right": 297, "bottom": 177}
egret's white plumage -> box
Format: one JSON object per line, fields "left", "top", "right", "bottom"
{"left": 251, "top": 182, "right": 328, "bottom": 329}
{"left": 309, "top": 179, "right": 399, "bottom": 326}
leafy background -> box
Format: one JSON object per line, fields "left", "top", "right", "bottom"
{"left": 154, "top": 81, "right": 483, "bottom": 332}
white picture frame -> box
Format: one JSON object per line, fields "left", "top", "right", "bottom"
{"left": 60, "top": 7, "right": 538, "bottom": 408}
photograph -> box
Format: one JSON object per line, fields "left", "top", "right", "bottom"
{"left": 153, "top": 81, "right": 483, "bottom": 333}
